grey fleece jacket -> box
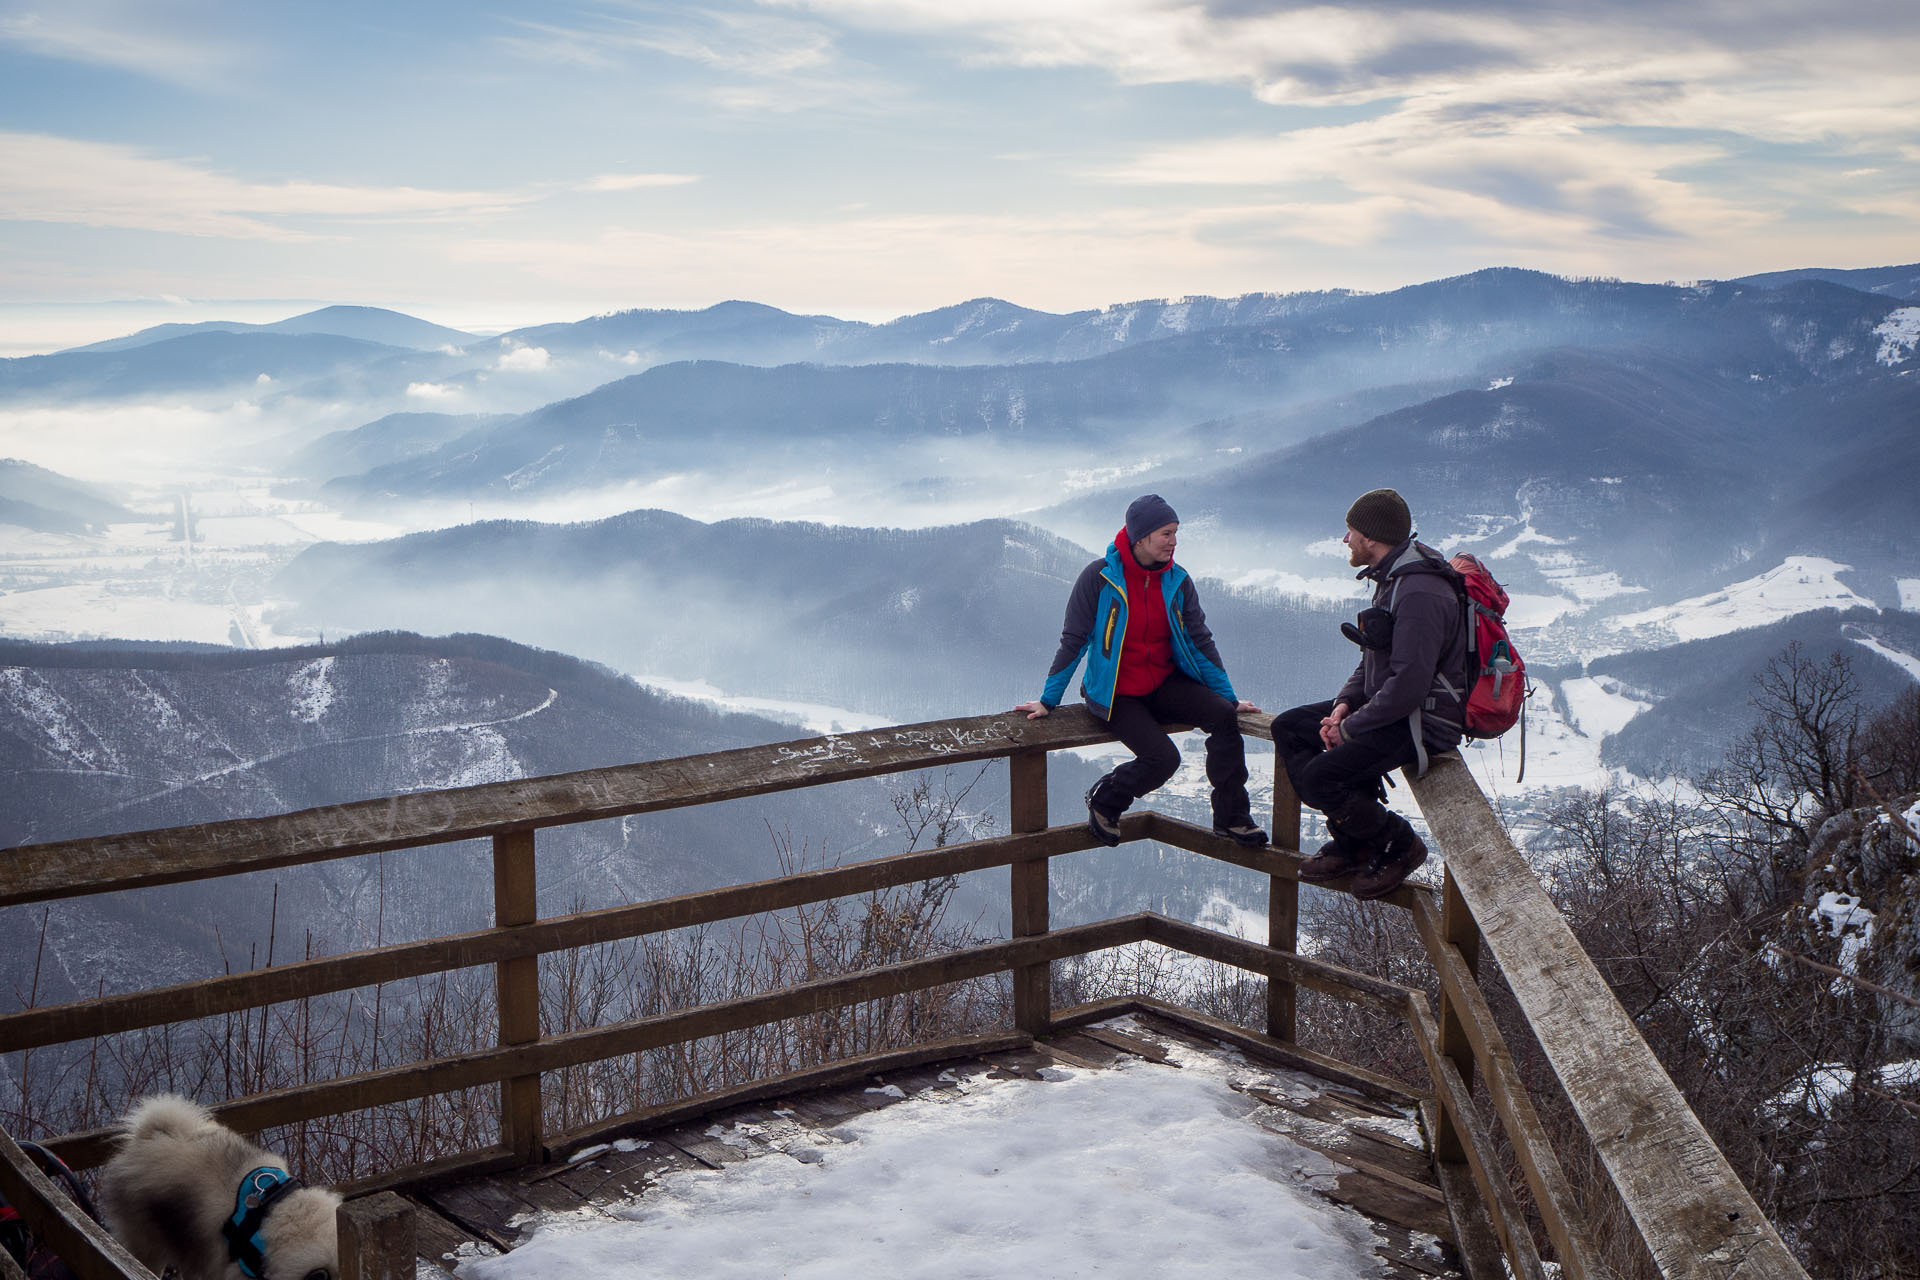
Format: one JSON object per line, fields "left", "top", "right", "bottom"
{"left": 1336, "top": 539, "right": 1468, "bottom": 752}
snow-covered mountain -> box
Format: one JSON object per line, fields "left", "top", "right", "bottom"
{"left": 266, "top": 512, "right": 1358, "bottom": 725}
{"left": 315, "top": 273, "right": 1915, "bottom": 528}
{"left": 0, "top": 632, "right": 919, "bottom": 1002}
{"left": 1040, "top": 336, "right": 1920, "bottom": 634}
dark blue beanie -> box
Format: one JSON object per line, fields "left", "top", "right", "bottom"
{"left": 1125, "top": 494, "right": 1179, "bottom": 545}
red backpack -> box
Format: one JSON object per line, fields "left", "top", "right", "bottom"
{"left": 1449, "top": 553, "right": 1529, "bottom": 746}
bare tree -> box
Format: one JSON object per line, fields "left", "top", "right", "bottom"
{"left": 1700, "top": 643, "right": 1864, "bottom": 854}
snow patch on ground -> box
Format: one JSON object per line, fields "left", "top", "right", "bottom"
{"left": 1526, "top": 548, "right": 1643, "bottom": 605}
{"left": 1873, "top": 308, "right": 1920, "bottom": 365}
{"left": 1768, "top": 1060, "right": 1920, "bottom": 1118}
{"left": 438, "top": 725, "right": 518, "bottom": 788}
{"left": 1609, "top": 557, "right": 1872, "bottom": 643}
{"left": 1898, "top": 579, "right": 1920, "bottom": 612}
{"left": 0, "top": 582, "right": 245, "bottom": 646}
{"left": 1502, "top": 592, "right": 1584, "bottom": 630}
{"left": 459, "top": 1029, "right": 1391, "bottom": 1280}
{"left": 1488, "top": 517, "right": 1566, "bottom": 560}
{"left": 0, "top": 666, "right": 106, "bottom": 766}
{"left": 633, "top": 675, "right": 893, "bottom": 735}
{"left": 1195, "top": 891, "right": 1269, "bottom": 941}
{"left": 1227, "top": 567, "right": 1368, "bottom": 604}
{"left": 1813, "top": 891, "right": 1876, "bottom": 991}
{"left": 1557, "top": 676, "right": 1654, "bottom": 739}
{"left": 1457, "top": 676, "right": 1672, "bottom": 801}
{"left": 288, "top": 657, "right": 336, "bottom": 723}
{"left": 1848, "top": 631, "right": 1920, "bottom": 681}
{"left": 1058, "top": 457, "right": 1164, "bottom": 494}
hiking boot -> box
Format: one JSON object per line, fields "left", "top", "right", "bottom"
{"left": 1211, "top": 819, "right": 1269, "bottom": 848}
{"left": 1296, "top": 840, "right": 1362, "bottom": 882}
{"left": 1086, "top": 785, "right": 1124, "bottom": 847}
{"left": 1349, "top": 833, "right": 1429, "bottom": 900}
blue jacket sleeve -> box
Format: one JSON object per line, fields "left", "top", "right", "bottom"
{"left": 1178, "top": 578, "right": 1238, "bottom": 704}
{"left": 1040, "top": 562, "right": 1102, "bottom": 707}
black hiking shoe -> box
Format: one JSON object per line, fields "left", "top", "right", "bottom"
{"left": 1350, "top": 833, "right": 1429, "bottom": 900}
{"left": 1296, "top": 840, "right": 1362, "bottom": 882}
{"left": 1211, "top": 819, "right": 1269, "bottom": 848}
{"left": 1086, "top": 786, "right": 1124, "bottom": 847}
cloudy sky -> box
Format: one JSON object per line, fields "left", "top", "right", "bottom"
{"left": 2, "top": 0, "right": 1916, "bottom": 347}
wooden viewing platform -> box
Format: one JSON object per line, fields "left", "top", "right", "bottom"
{"left": 0, "top": 707, "right": 1811, "bottom": 1280}
{"left": 403, "top": 1006, "right": 1466, "bottom": 1280}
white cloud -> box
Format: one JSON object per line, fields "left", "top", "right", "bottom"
{"left": 779, "top": 1, "right": 1919, "bottom": 115}
{"left": 580, "top": 173, "right": 701, "bottom": 191}
{"left": 774, "top": 1, "right": 1920, "bottom": 242}
{"left": 499, "top": 7, "right": 904, "bottom": 115}
{"left": 495, "top": 343, "right": 551, "bottom": 371}
{"left": 0, "top": 131, "right": 537, "bottom": 240}
{"left": 0, "top": 2, "right": 250, "bottom": 87}
{"left": 1094, "top": 96, "right": 1760, "bottom": 244}
{"left": 609, "top": 7, "right": 840, "bottom": 75}
{"left": 406, "top": 381, "right": 461, "bottom": 400}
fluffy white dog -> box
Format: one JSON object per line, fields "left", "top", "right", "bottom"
{"left": 97, "top": 1095, "right": 340, "bottom": 1280}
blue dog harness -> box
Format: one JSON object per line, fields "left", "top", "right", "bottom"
{"left": 222, "top": 1166, "right": 301, "bottom": 1278}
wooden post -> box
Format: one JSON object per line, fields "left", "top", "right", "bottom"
{"left": 1432, "top": 865, "right": 1480, "bottom": 1164}
{"left": 1266, "top": 757, "right": 1301, "bottom": 1042}
{"left": 0, "top": 1122, "right": 155, "bottom": 1280}
{"left": 1408, "top": 754, "right": 1809, "bottom": 1280}
{"left": 1008, "top": 749, "right": 1050, "bottom": 1037}
{"left": 493, "top": 829, "right": 541, "bottom": 1162}
{"left": 337, "top": 1193, "right": 416, "bottom": 1280}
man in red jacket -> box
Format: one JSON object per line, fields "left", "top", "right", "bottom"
{"left": 1018, "top": 495, "right": 1265, "bottom": 848}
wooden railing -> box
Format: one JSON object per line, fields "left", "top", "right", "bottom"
{"left": 0, "top": 708, "right": 1807, "bottom": 1280}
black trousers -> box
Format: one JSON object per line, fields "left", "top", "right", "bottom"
{"left": 1091, "top": 673, "right": 1250, "bottom": 825}
{"left": 1272, "top": 700, "right": 1419, "bottom": 845}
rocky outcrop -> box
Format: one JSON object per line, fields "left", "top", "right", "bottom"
{"left": 1801, "top": 796, "right": 1920, "bottom": 1049}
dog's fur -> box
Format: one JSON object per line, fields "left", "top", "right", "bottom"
{"left": 97, "top": 1095, "right": 339, "bottom": 1280}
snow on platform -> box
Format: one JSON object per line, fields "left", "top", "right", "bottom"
{"left": 415, "top": 1016, "right": 1459, "bottom": 1280}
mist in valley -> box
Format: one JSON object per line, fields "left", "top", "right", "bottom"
{"left": 5, "top": 273, "right": 1920, "bottom": 1049}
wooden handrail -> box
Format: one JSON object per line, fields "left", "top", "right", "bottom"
{"left": 1139, "top": 913, "right": 1417, "bottom": 1016}
{"left": 0, "top": 708, "right": 1142, "bottom": 907}
{"left": 1406, "top": 753, "right": 1807, "bottom": 1280}
{"left": 43, "top": 915, "right": 1153, "bottom": 1170}
{"left": 1405, "top": 891, "right": 1603, "bottom": 1280}
{"left": 0, "top": 1127, "right": 154, "bottom": 1280}
{"left": 0, "top": 709, "right": 1812, "bottom": 1280}
{"left": 1404, "top": 994, "right": 1550, "bottom": 1280}
{"left": 0, "top": 822, "right": 1118, "bottom": 1053}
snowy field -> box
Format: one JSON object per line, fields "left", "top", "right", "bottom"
{"left": 0, "top": 488, "right": 408, "bottom": 647}
{"left": 454, "top": 1022, "right": 1422, "bottom": 1280}
{"left": 1608, "top": 556, "right": 1873, "bottom": 644}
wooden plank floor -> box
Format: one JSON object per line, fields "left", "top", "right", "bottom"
{"left": 401, "top": 1016, "right": 1468, "bottom": 1280}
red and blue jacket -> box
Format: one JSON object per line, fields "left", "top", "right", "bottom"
{"left": 1039, "top": 528, "right": 1238, "bottom": 719}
